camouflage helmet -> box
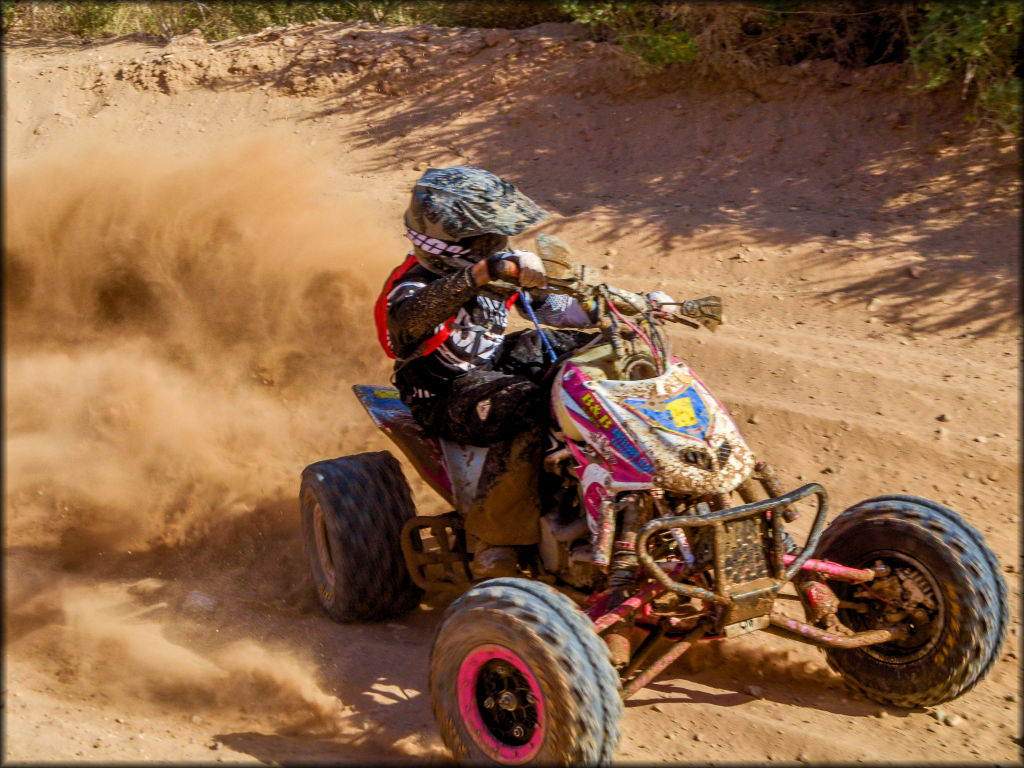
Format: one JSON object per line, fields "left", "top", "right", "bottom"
{"left": 404, "top": 165, "right": 549, "bottom": 274}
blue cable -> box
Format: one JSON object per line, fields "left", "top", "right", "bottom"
{"left": 517, "top": 290, "right": 558, "bottom": 363}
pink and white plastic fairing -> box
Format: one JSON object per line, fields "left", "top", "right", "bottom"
{"left": 551, "top": 356, "right": 756, "bottom": 529}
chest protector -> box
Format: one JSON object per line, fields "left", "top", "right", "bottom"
{"left": 375, "top": 253, "right": 517, "bottom": 362}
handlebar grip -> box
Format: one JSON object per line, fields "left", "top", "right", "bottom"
{"left": 488, "top": 278, "right": 521, "bottom": 295}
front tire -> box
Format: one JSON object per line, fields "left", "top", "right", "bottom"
{"left": 429, "top": 578, "right": 622, "bottom": 765}
{"left": 814, "top": 495, "right": 1007, "bottom": 707}
{"left": 299, "top": 451, "right": 422, "bottom": 622}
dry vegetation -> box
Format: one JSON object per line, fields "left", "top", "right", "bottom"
{"left": 3, "top": 1, "right": 1019, "bottom": 131}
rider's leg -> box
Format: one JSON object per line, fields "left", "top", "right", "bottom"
{"left": 440, "top": 367, "right": 545, "bottom": 446}
{"left": 431, "top": 368, "right": 546, "bottom": 577}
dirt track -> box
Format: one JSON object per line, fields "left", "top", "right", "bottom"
{"left": 4, "top": 20, "right": 1020, "bottom": 764}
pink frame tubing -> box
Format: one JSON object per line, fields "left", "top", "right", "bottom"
{"left": 781, "top": 553, "right": 875, "bottom": 582}
{"left": 587, "top": 556, "right": 875, "bottom": 634}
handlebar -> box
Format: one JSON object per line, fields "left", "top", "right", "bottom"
{"left": 492, "top": 260, "right": 652, "bottom": 315}
{"left": 489, "top": 248, "right": 721, "bottom": 373}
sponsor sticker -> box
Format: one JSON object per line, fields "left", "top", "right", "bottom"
{"left": 562, "top": 367, "right": 654, "bottom": 474}
{"left": 621, "top": 386, "right": 713, "bottom": 440}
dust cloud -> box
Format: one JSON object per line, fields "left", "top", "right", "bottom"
{"left": 4, "top": 133, "right": 404, "bottom": 732}
{"left": 11, "top": 581, "right": 353, "bottom": 733}
{"left": 5, "top": 133, "right": 399, "bottom": 552}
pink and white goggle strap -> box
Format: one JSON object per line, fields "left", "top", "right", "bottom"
{"left": 405, "top": 226, "right": 471, "bottom": 256}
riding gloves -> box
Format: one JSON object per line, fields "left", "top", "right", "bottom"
{"left": 486, "top": 249, "right": 547, "bottom": 288}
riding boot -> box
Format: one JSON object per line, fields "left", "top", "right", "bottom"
{"left": 468, "top": 534, "right": 521, "bottom": 579}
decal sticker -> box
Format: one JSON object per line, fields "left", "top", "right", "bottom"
{"left": 600, "top": 424, "right": 654, "bottom": 474}
{"left": 562, "top": 368, "right": 655, "bottom": 474}
{"left": 666, "top": 395, "right": 697, "bottom": 427}
{"left": 580, "top": 392, "right": 614, "bottom": 430}
{"left": 620, "top": 386, "right": 713, "bottom": 440}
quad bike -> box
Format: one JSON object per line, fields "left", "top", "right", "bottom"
{"left": 299, "top": 234, "right": 1008, "bottom": 765}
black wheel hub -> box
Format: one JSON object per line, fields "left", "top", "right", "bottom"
{"left": 476, "top": 659, "right": 539, "bottom": 746}
{"left": 841, "top": 551, "right": 944, "bottom": 663}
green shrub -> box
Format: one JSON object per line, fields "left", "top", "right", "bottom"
{"left": 2, "top": 0, "right": 15, "bottom": 32}
{"left": 909, "top": 0, "right": 1021, "bottom": 132}
{"left": 559, "top": 1, "right": 1019, "bottom": 132}
{"left": 557, "top": 2, "right": 698, "bottom": 65}
{"left": 66, "top": 1, "right": 118, "bottom": 35}
{"left": 559, "top": 2, "right": 919, "bottom": 73}
{"left": 632, "top": 27, "right": 698, "bottom": 65}
{"left": 397, "top": 1, "right": 570, "bottom": 29}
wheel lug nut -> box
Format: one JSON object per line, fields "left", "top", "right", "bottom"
{"left": 512, "top": 725, "right": 525, "bottom": 739}
{"left": 483, "top": 696, "right": 495, "bottom": 710}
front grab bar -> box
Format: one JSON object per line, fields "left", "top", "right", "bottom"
{"left": 636, "top": 483, "right": 829, "bottom": 604}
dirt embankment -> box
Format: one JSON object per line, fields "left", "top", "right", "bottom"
{"left": 4, "top": 19, "right": 1020, "bottom": 765}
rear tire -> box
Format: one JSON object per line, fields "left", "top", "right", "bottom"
{"left": 429, "top": 578, "right": 622, "bottom": 765}
{"left": 300, "top": 451, "right": 423, "bottom": 622}
{"left": 814, "top": 495, "right": 1007, "bottom": 707}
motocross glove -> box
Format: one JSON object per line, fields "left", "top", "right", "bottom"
{"left": 485, "top": 249, "right": 547, "bottom": 289}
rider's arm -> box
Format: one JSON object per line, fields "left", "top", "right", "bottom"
{"left": 476, "top": 250, "right": 593, "bottom": 328}
{"left": 385, "top": 259, "right": 504, "bottom": 352}
{"left": 386, "top": 266, "right": 479, "bottom": 352}
{"left": 518, "top": 292, "right": 595, "bottom": 328}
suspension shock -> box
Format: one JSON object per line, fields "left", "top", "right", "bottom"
{"left": 604, "top": 493, "right": 653, "bottom": 669}
{"left": 607, "top": 493, "right": 654, "bottom": 589}
{"left": 753, "top": 461, "right": 799, "bottom": 522}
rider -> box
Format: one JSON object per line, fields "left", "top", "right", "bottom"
{"left": 376, "top": 166, "right": 674, "bottom": 578}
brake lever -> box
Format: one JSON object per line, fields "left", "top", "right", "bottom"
{"left": 667, "top": 315, "right": 700, "bottom": 329}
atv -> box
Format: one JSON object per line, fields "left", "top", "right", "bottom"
{"left": 299, "top": 234, "right": 1007, "bottom": 765}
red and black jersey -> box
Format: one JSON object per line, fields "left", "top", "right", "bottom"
{"left": 375, "top": 252, "right": 592, "bottom": 401}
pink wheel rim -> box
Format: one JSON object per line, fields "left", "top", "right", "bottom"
{"left": 457, "top": 644, "right": 546, "bottom": 763}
